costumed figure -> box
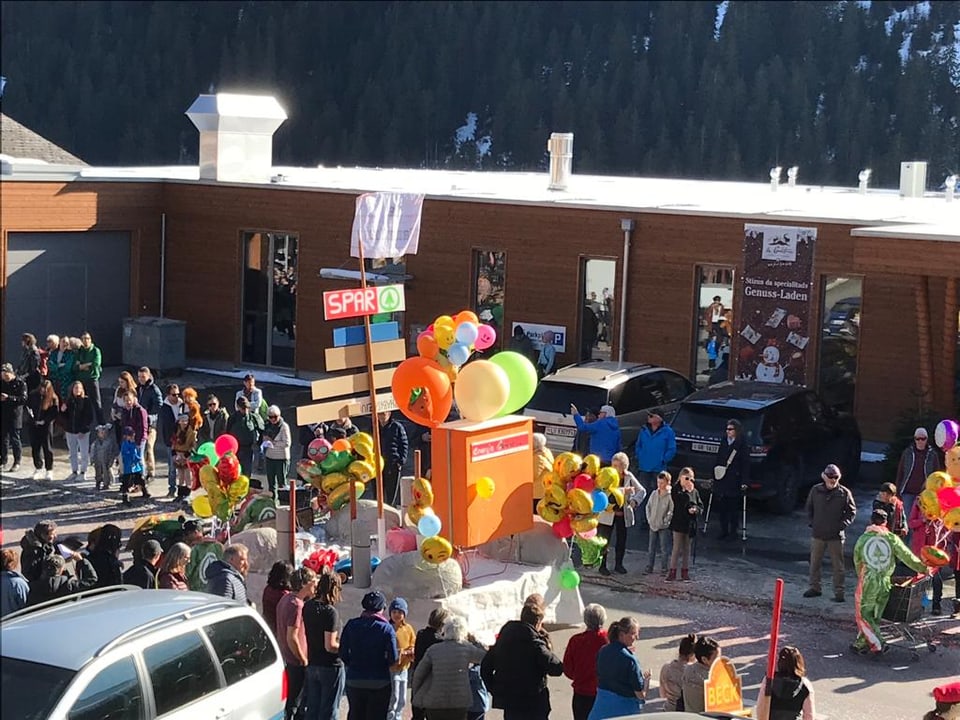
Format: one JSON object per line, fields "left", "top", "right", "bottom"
{"left": 924, "top": 681, "right": 960, "bottom": 720}
{"left": 851, "top": 508, "right": 928, "bottom": 654}
{"left": 180, "top": 387, "right": 204, "bottom": 432}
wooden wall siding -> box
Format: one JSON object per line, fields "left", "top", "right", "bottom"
{"left": 854, "top": 236, "right": 960, "bottom": 278}
{"left": 0, "top": 180, "right": 163, "bottom": 323}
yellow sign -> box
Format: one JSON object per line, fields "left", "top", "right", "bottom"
{"left": 704, "top": 656, "right": 744, "bottom": 713}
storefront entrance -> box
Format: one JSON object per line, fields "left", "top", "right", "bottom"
{"left": 692, "top": 265, "right": 735, "bottom": 385}
{"left": 580, "top": 258, "right": 616, "bottom": 362}
{"left": 241, "top": 231, "right": 298, "bottom": 367}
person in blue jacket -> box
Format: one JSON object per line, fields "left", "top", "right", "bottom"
{"left": 570, "top": 404, "right": 622, "bottom": 464}
{"left": 634, "top": 410, "right": 677, "bottom": 525}
{"left": 340, "top": 590, "right": 399, "bottom": 719}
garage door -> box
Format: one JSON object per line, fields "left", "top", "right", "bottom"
{"left": 4, "top": 232, "right": 131, "bottom": 364}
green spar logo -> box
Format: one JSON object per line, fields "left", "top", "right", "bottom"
{"left": 378, "top": 286, "right": 402, "bottom": 312}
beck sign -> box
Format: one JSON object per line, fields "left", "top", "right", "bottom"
{"left": 323, "top": 284, "right": 406, "bottom": 321}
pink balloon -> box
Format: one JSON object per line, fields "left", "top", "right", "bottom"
{"left": 214, "top": 434, "right": 239, "bottom": 457}
{"left": 579, "top": 528, "right": 598, "bottom": 539}
{"left": 573, "top": 473, "right": 594, "bottom": 491}
{"left": 475, "top": 324, "right": 497, "bottom": 351}
{"left": 551, "top": 516, "right": 573, "bottom": 539}
{"left": 937, "top": 486, "right": 960, "bottom": 512}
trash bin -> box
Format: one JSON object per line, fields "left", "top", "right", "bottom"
{"left": 122, "top": 317, "right": 186, "bottom": 372}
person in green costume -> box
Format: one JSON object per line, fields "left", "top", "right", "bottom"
{"left": 851, "top": 508, "right": 929, "bottom": 654}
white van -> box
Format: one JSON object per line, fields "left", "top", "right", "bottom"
{"left": 1, "top": 587, "right": 285, "bottom": 720}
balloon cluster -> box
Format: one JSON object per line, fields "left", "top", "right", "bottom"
{"left": 537, "top": 452, "right": 624, "bottom": 575}
{"left": 190, "top": 434, "right": 250, "bottom": 521}
{"left": 394, "top": 310, "right": 539, "bottom": 426}
{"left": 296, "top": 432, "right": 382, "bottom": 512}
{"left": 302, "top": 546, "right": 344, "bottom": 574}
{"left": 406, "top": 476, "right": 453, "bottom": 564}
{"left": 916, "top": 419, "right": 960, "bottom": 564}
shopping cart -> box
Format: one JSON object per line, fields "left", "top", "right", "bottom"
{"left": 878, "top": 575, "right": 938, "bottom": 661}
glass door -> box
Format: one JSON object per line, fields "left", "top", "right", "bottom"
{"left": 692, "top": 265, "right": 735, "bottom": 386}
{"left": 580, "top": 258, "right": 616, "bottom": 362}
{"left": 242, "top": 231, "right": 298, "bottom": 367}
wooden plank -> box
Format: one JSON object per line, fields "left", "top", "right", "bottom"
{"left": 311, "top": 368, "right": 396, "bottom": 400}
{"left": 296, "top": 391, "right": 399, "bottom": 425}
{"left": 324, "top": 338, "right": 406, "bottom": 372}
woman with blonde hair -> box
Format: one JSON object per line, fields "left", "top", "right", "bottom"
{"left": 27, "top": 378, "right": 59, "bottom": 480}
{"left": 61, "top": 380, "right": 96, "bottom": 480}
{"left": 157, "top": 542, "right": 191, "bottom": 590}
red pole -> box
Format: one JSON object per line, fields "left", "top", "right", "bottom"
{"left": 765, "top": 577, "right": 784, "bottom": 688}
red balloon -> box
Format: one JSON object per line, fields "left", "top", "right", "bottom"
{"left": 937, "top": 486, "right": 960, "bottom": 512}
{"left": 552, "top": 516, "right": 573, "bottom": 539}
{"left": 391, "top": 357, "right": 454, "bottom": 428}
{"left": 217, "top": 453, "right": 240, "bottom": 484}
{"left": 214, "top": 434, "right": 239, "bottom": 457}
{"left": 573, "top": 474, "right": 594, "bottom": 491}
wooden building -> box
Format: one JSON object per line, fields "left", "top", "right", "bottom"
{"left": 2, "top": 147, "right": 958, "bottom": 443}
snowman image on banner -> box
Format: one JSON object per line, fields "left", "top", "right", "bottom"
{"left": 754, "top": 344, "right": 785, "bottom": 383}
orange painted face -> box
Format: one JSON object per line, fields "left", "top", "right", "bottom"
{"left": 408, "top": 389, "right": 434, "bottom": 423}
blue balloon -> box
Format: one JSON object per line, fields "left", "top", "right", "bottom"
{"left": 418, "top": 513, "right": 442, "bottom": 537}
{"left": 455, "top": 321, "right": 479, "bottom": 345}
{"left": 592, "top": 490, "right": 609, "bottom": 513}
{"left": 447, "top": 342, "right": 470, "bottom": 367}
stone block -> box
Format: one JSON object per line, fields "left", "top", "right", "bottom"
{"left": 371, "top": 550, "right": 463, "bottom": 599}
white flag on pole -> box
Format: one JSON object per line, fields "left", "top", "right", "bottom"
{"left": 350, "top": 192, "right": 424, "bottom": 259}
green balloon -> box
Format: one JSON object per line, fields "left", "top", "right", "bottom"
{"left": 559, "top": 568, "right": 581, "bottom": 590}
{"left": 490, "top": 351, "right": 539, "bottom": 416}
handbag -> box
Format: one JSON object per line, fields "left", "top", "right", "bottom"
{"left": 714, "top": 449, "right": 736, "bottom": 481}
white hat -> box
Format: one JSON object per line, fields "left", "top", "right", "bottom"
{"left": 913, "top": 427, "right": 928, "bottom": 439}
{"left": 600, "top": 404, "right": 616, "bottom": 418}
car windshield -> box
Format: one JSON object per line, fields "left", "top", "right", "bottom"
{"left": 527, "top": 382, "right": 607, "bottom": 415}
{"left": 1, "top": 657, "right": 76, "bottom": 720}
{"left": 671, "top": 404, "right": 762, "bottom": 443}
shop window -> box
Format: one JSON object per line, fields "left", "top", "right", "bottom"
{"left": 692, "top": 265, "right": 735, "bottom": 385}
{"left": 242, "top": 231, "right": 298, "bottom": 367}
{"left": 474, "top": 250, "right": 505, "bottom": 353}
{"left": 817, "top": 276, "right": 862, "bottom": 413}
{"left": 581, "top": 258, "right": 616, "bottom": 362}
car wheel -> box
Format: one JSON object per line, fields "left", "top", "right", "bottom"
{"left": 769, "top": 464, "right": 800, "bottom": 515}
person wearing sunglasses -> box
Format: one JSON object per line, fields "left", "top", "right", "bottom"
{"left": 198, "top": 394, "right": 230, "bottom": 445}
{"left": 158, "top": 384, "right": 184, "bottom": 498}
{"left": 712, "top": 419, "right": 750, "bottom": 541}
{"left": 263, "top": 405, "right": 292, "bottom": 497}
{"left": 895, "top": 426, "right": 943, "bottom": 519}
{"left": 803, "top": 464, "right": 857, "bottom": 603}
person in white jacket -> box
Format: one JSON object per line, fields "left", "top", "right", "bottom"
{"left": 262, "top": 404, "right": 291, "bottom": 496}
{"left": 644, "top": 471, "right": 675, "bottom": 574}
{"left": 597, "top": 452, "right": 646, "bottom": 576}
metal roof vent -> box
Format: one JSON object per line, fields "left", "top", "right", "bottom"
{"left": 185, "top": 93, "right": 287, "bottom": 182}
{"left": 547, "top": 132, "right": 574, "bottom": 191}
{"left": 899, "top": 160, "right": 927, "bottom": 198}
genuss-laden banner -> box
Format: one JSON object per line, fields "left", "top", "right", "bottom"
{"left": 735, "top": 224, "right": 817, "bottom": 386}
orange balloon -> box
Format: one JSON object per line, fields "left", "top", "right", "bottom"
{"left": 331, "top": 438, "right": 352, "bottom": 452}
{"left": 391, "top": 357, "right": 454, "bottom": 428}
{"left": 454, "top": 310, "right": 479, "bottom": 327}
{"left": 416, "top": 332, "right": 439, "bottom": 359}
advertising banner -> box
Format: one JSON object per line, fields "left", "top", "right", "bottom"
{"left": 350, "top": 192, "right": 424, "bottom": 259}
{"left": 735, "top": 224, "right": 817, "bottom": 386}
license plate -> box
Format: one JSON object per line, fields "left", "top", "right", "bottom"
{"left": 691, "top": 442, "right": 720, "bottom": 454}
{"left": 544, "top": 425, "right": 577, "bottom": 439}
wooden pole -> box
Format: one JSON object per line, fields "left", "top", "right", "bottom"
{"left": 356, "top": 241, "right": 385, "bottom": 522}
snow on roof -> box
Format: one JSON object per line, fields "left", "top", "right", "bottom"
{"left": 6, "top": 160, "right": 958, "bottom": 238}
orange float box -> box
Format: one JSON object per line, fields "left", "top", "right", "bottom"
{"left": 431, "top": 415, "right": 534, "bottom": 547}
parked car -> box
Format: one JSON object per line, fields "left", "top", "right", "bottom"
{"left": 1, "top": 587, "right": 284, "bottom": 720}
{"left": 669, "top": 381, "right": 861, "bottom": 514}
{"left": 523, "top": 360, "right": 695, "bottom": 454}
{"left": 822, "top": 296, "right": 861, "bottom": 337}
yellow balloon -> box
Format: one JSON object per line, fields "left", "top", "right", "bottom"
{"left": 926, "top": 471, "right": 955, "bottom": 493}
{"left": 434, "top": 315, "right": 455, "bottom": 329}
{"left": 421, "top": 535, "right": 453, "bottom": 564}
{"left": 944, "top": 507, "right": 960, "bottom": 532}
{"left": 537, "top": 500, "right": 566, "bottom": 523}
{"left": 541, "top": 471, "right": 559, "bottom": 489}
{"left": 570, "top": 515, "right": 599, "bottom": 533}
{"left": 918, "top": 489, "right": 942, "bottom": 520}
{"left": 595, "top": 467, "right": 620, "bottom": 491}
{"left": 583, "top": 455, "right": 601, "bottom": 478}
{"left": 554, "top": 452, "right": 583, "bottom": 480}
{"left": 321, "top": 472, "right": 350, "bottom": 493}
{"left": 407, "top": 504, "right": 427, "bottom": 526}
{"left": 348, "top": 460, "right": 376, "bottom": 483}
{"left": 200, "top": 464, "right": 219, "bottom": 493}
{"left": 435, "top": 325, "right": 456, "bottom": 350}
{"left": 947, "top": 446, "right": 960, "bottom": 480}
{"left": 453, "top": 360, "right": 510, "bottom": 421}
{"left": 546, "top": 484, "right": 567, "bottom": 507}
{"left": 227, "top": 475, "right": 250, "bottom": 503}
{"left": 609, "top": 487, "right": 625, "bottom": 508}
{"left": 191, "top": 495, "right": 213, "bottom": 518}
{"left": 412, "top": 477, "right": 435, "bottom": 507}
{"left": 567, "top": 488, "right": 593, "bottom": 515}
{"left": 476, "top": 476, "right": 496, "bottom": 499}
{"left": 328, "top": 481, "right": 365, "bottom": 511}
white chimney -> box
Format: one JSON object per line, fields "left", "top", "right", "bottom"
{"left": 186, "top": 93, "right": 287, "bottom": 182}
{"left": 547, "top": 132, "right": 574, "bottom": 191}
{"left": 899, "top": 161, "right": 927, "bottom": 198}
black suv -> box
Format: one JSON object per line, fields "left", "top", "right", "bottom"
{"left": 668, "top": 381, "right": 861, "bottom": 514}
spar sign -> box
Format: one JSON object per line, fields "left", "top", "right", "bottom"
{"left": 323, "top": 284, "right": 406, "bottom": 321}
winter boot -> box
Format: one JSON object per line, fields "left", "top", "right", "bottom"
{"left": 665, "top": 569, "right": 677, "bottom": 581}
{"left": 681, "top": 569, "right": 691, "bottom": 581}
{"left": 140, "top": 482, "right": 152, "bottom": 500}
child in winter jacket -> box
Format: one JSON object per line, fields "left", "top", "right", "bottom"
{"left": 170, "top": 413, "right": 197, "bottom": 503}
{"left": 119, "top": 426, "right": 149, "bottom": 504}
{"left": 645, "top": 471, "right": 675, "bottom": 574}
{"left": 90, "top": 423, "right": 118, "bottom": 491}
{"left": 388, "top": 597, "right": 417, "bottom": 720}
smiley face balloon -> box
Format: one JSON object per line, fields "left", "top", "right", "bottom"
{"left": 421, "top": 535, "right": 453, "bottom": 564}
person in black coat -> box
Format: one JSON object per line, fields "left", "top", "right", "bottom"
{"left": 378, "top": 411, "right": 408, "bottom": 505}
{"left": 712, "top": 418, "right": 751, "bottom": 540}
{"left": 1, "top": 363, "right": 28, "bottom": 471}
{"left": 122, "top": 539, "right": 162, "bottom": 589}
{"left": 88, "top": 524, "right": 124, "bottom": 589}
{"left": 480, "top": 602, "right": 563, "bottom": 720}
{"left": 27, "top": 554, "right": 98, "bottom": 606}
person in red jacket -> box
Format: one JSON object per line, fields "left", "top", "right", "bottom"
{"left": 562, "top": 603, "right": 608, "bottom": 720}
